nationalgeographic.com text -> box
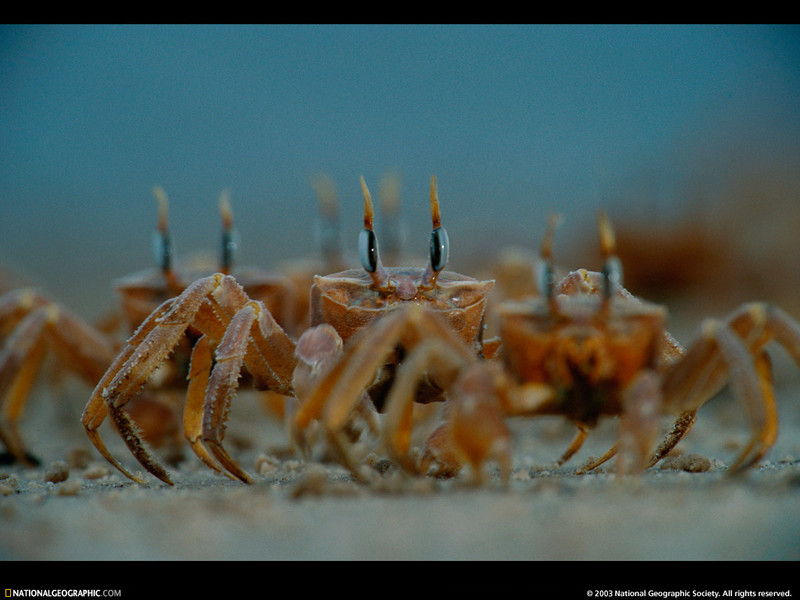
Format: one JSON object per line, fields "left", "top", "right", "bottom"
{"left": 5, "top": 590, "right": 122, "bottom": 598}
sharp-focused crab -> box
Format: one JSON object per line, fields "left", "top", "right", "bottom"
{"left": 371, "top": 214, "right": 800, "bottom": 482}
{"left": 0, "top": 187, "right": 296, "bottom": 467}
{"left": 82, "top": 176, "right": 495, "bottom": 485}
{"left": 290, "top": 177, "right": 496, "bottom": 476}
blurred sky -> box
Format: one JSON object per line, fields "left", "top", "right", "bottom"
{"left": 1, "top": 24, "right": 799, "bottom": 318}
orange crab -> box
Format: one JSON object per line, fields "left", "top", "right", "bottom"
{"left": 289, "top": 177, "right": 496, "bottom": 477}
{"left": 0, "top": 187, "right": 296, "bottom": 467}
{"left": 82, "top": 176, "right": 495, "bottom": 485}
{"left": 370, "top": 214, "right": 800, "bottom": 483}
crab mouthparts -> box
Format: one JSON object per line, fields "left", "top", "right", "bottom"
{"left": 395, "top": 278, "right": 419, "bottom": 300}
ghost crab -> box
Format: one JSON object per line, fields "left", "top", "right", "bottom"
{"left": 372, "top": 214, "right": 800, "bottom": 483}
{"left": 82, "top": 176, "right": 495, "bottom": 485}
{"left": 0, "top": 188, "right": 296, "bottom": 467}
{"left": 290, "top": 176, "right": 496, "bottom": 476}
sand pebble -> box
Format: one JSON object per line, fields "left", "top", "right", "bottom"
{"left": 255, "top": 453, "right": 281, "bottom": 476}
{"left": 659, "top": 453, "right": 712, "bottom": 473}
{"left": 83, "top": 463, "right": 111, "bottom": 480}
{"left": 44, "top": 461, "right": 70, "bottom": 483}
{"left": 56, "top": 479, "right": 82, "bottom": 496}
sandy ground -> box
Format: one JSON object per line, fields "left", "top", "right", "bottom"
{"left": 0, "top": 281, "right": 799, "bottom": 600}
{"left": 1, "top": 351, "right": 800, "bottom": 576}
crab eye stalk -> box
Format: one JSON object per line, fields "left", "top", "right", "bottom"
{"left": 151, "top": 186, "right": 182, "bottom": 293}
{"left": 151, "top": 186, "right": 173, "bottom": 273}
{"left": 359, "top": 176, "right": 392, "bottom": 291}
{"left": 312, "top": 173, "right": 345, "bottom": 273}
{"left": 536, "top": 213, "right": 562, "bottom": 310}
{"left": 313, "top": 174, "right": 345, "bottom": 273}
{"left": 218, "top": 189, "right": 239, "bottom": 275}
{"left": 421, "top": 176, "right": 449, "bottom": 289}
{"left": 602, "top": 255, "right": 623, "bottom": 299}
{"left": 535, "top": 257, "right": 556, "bottom": 299}
{"left": 598, "top": 212, "right": 623, "bottom": 300}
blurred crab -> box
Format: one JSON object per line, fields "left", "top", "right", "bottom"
{"left": 82, "top": 176, "right": 495, "bottom": 485}
{"left": 0, "top": 187, "right": 297, "bottom": 467}
{"left": 371, "top": 214, "right": 800, "bottom": 483}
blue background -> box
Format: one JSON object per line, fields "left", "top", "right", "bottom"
{"left": 1, "top": 24, "right": 798, "bottom": 318}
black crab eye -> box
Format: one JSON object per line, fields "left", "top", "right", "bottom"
{"left": 429, "top": 226, "right": 449, "bottom": 273}
{"left": 359, "top": 228, "right": 379, "bottom": 274}
{"left": 597, "top": 212, "right": 622, "bottom": 300}
{"left": 152, "top": 230, "right": 173, "bottom": 273}
{"left": 218, "top": 189, "right": 238, "bottom": 273}
{"left": 221, "top": 228, "right": 239, "bottom": 272}
{"left": 151, "top": 186, "right": 173, "bottom": 274}
{"left": 535, "top": 258, "right": 556, "bottom": 299}
{"left": 536, "top": 213, "right": 562, "bottom": 301}
{"left": 602, "top": 255, "right": 623, "bottom": 299}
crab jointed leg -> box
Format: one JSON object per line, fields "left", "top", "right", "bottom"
{"left": 579, "top": 301, "right": 800, "bottom": 474}
{"left": 82, "top": 273, "right": 297, "bottom": 484}
{"left": 287, "top": 175, "right": 494, "bottom": 480}
{"left": 0, "top": 289, "right": 118, "bottom": 465}
{"left": 81, "top": 175, "right": 495, "bottom": 484}
{"left": 200, "top": 299, "right": 297, "bottom": 483}
{"left": 659, "top": 302, "right": 800, "bottom": 472}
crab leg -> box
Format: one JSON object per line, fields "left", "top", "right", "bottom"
{"left": 201, "top": 304, "right": 259, "bottom": 483}
{"left": 0, "top": 288, "right": 50, "bottom": 333}
{"left": 201, "top": 300, "right": 297, "bottom": 483}
{"left": 658, "top": 303, "right": 799, "bottom": 463}
{"left": 183, "top": 334, "right": 231, "bottom": 478}
{"left": 291, "top": 307, "right": 412, "bottom": 476}
{"left": 0, "top": 309, "right": 48, "bottom": 464}
{"left": 581, "top": 303, "right": 799, "bottom": 474}
{"left": 729, "top": 350, "right": 778, "bottom": 471}
{"left": 81, "top": 349, "right": 146, "bottom": 482}
{"left": 638, "top": 302, "right": 799, "bottom": 473}
{"left": 83, "top": 274, "right": 245, "bottom": 484}
{"left": 0, "top": 294, "right": 118, "bottom": 464}
{"left": 292, "top": 305, "right": 462, "bottom": 478}
{"left": 382, "top": 336, "right": 474, "bottom": 473}
{"left": 669, "top": 320, "right": 773, "bottom": 471}
{"left": 661, "top": 304, "right": 797, "bottom": 469}
{"left": 578, "top": 409, "right": 699, "bottom": 474}
{"left": 556, "top": 424, "right": 591, "bottom": 467}
{"left": 382, "top": 331, "right": 512, "bottom": 485}
{"left": 616, "top": 369, "right": 662, "bottom": 475}
{"left": 82, "top": 298, "right": 180, "bottom": 484}
{"left": 445, "top": 364, "right": 513, "bottom": 484}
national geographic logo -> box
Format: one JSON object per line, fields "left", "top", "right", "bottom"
{"left": 5, "top": 591, "right": 122, "bottom": 598}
